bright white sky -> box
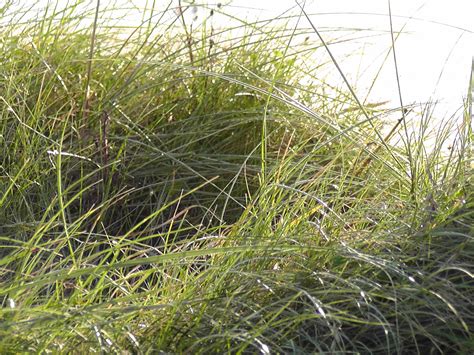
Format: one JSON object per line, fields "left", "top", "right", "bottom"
{"left": 6, "top": 0, "right": 474, "bottom": 118}
{"left": 221, "top": 0, "right": 474, "bottom": 118}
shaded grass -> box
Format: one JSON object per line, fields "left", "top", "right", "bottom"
{"left": 0, "top": 1, "right": 472, "bottom": 353}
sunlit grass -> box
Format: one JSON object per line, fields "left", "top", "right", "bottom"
{"left": 0, "top": 1, "right": 472, "bottom": 353}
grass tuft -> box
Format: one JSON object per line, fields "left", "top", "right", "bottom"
{"left": 0, "top": 1, "right": 472, "bottom": 353}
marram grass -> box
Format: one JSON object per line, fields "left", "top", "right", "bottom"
{"left": 0, "top": 1, "right": 472, "bottom": 353}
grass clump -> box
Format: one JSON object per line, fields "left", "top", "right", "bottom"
{"left": 0, "top": 1, "right": 472, "bottom": 353}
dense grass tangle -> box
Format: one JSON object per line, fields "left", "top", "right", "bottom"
{"left": 0, "top": 1, "right": 472, "bottom": 353}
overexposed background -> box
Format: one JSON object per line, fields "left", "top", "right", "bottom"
{"left": 4, "top": 0, "right": 473, "bottom": 119}
{"left": 197, "top": 0, "right": 474, "bottom": 119}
